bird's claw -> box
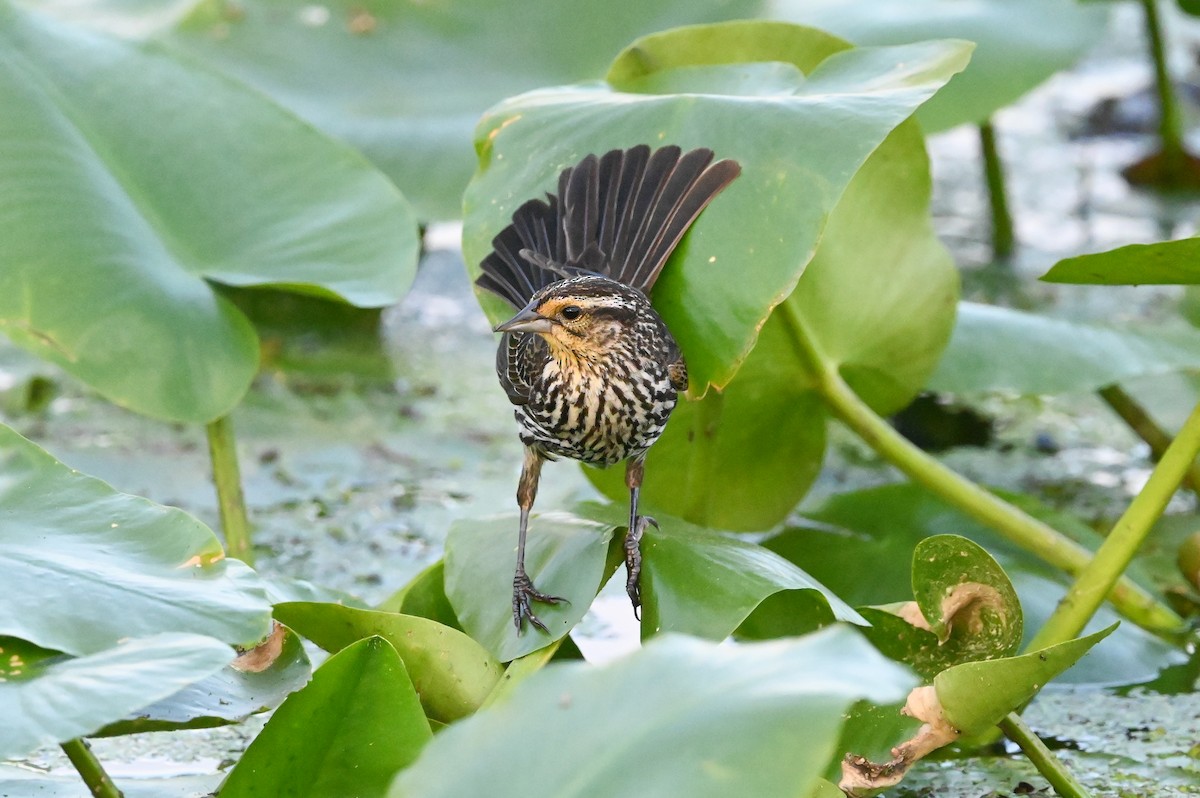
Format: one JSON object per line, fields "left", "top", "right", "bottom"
{"left": 625, "top": 516, "right": 658, "bottom": 619}
{"left": 512, "top": 569, "right": 567, "bottom": 634}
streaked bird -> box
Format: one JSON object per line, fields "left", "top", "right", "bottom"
{"left": 477, "top": 144, "right": 741, "bottom": 632}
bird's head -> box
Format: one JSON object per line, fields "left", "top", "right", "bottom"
{"left": 493, "top": 275, "right": 649, "bottom": 360}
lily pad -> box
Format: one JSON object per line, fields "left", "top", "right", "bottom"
{"left": 771, "top": 0, "right": 1110, "bottom": 131}
{"left": 911, "top": 535, "right": 1022, "bottom": 658}
{"left": 96, "top": 624, "right": 311, "bottom": 736}
{"left": 0, "top": 424, "right": 271, "bottom": 656}
{"left": 0, "top": 1, "right": 418, "bottom": 423}
{"left": 142, "top": 0, "right": 766, "bottom": 220}
{"left": 586, "top": 118, "right": 959, "bottom": 529}
{"left": 1044, "top": 237, "right": 1200, "bottom": 286}
{"left": 444, "top": 512, "right": 620, "bottom": 662}
{"left": 219, "top": 636, "right": 431, "bottom": 798}
{"left": 768, "top": 484, "right": 1183, "bottom": 685}
{"left": 0, "top": 633, "right": 233, "bottom": 759}
{"left": 574, "top": 503, "right": 862, "bottom": 640}
{"left": 389, "top": 628, "right": 915, "bottom": 798}
{"left": 928, "top": 302, "right": 1200, "bottom": 396}
{"left": 273, "top": 602, "right": 503, "bottom": 723}
{"left": 465, "top": 22, "right": 971, "bottom": 395}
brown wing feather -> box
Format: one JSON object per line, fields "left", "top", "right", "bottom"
{"left": 476, "top": 145, "right": 741, "bottom": 306}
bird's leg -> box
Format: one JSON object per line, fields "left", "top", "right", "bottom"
{"left": 513, "top": 446, "right": 565, "bottom": 634}
{"left": 624, "top": 458, "right": 655, "bottom": 618}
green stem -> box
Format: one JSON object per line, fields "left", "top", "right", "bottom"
{"left": 997, "top": 713, "right": 1092, "bottom": 798}
{"left": 1099, "top": 384, "right": 1200, "bottom": 495}
{"left": 61, "top": 739, "right": 123, "bottom": 798}
{"left": 206, "top": 414, "right": 253, "bottom": 564}
{"left": 979, "top": 120, "right": 1015, "bottom": 259}
{"left": 778, "top": 304, "right": 1183, "bottom": 635}
{"left": 1028, "top": 398, "right": 1200, "bottom": 651}
{"left": 1142, "top": 0, "right": 1187, "bottom": 178}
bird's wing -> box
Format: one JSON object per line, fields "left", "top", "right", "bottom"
{"left": 476, "top": 146, "right": 741, "bottom": 306}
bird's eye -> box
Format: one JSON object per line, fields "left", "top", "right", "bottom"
{"left": 561, "top": 305, "right": 583, "bottom": 321}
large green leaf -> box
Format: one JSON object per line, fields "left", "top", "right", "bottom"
{"left": 273, "top": 602, "right": 503, "bottom": 723}
{"left": 929, "top": 302, "right": 1200, "bottom": 395}
{"left": 0, "top": 1, "right": 418, "bottom": 423}
{"left": 586, "top": 117, "right": 958, "bottom": 529}
{"left": 134, "top": 0, "right": 764, "bottom": 221}
{"left": 0, "top": 633, "right": 233, "bottom": 759}
{"left": 388, "top": 628, "right": 915, "bottom": 798}
{"left": 97, "top": 625, "right": 311, "bottom": 736}
{"left": 573, "top": 502, "right": 862, "bottom": 640}
{"left": 444, "top": 513, "right": 620, "bottom": 662}
{"left": 1043, "top": 238, "right": 1200, "bottom": 285}
{"left": 770, "top": 0, "right": 1109, "bottom": 131}
{"left": 0, "top": 424, "right": 271, "bottom": 656}
{"left": 768, "top": 484, "right": 1183, "bottom": 685}
{"left": 220, "top": 636, "right": 431, "bottom": 798}
{"left": 465, "top": 22, "right": 971, "bottom": 395}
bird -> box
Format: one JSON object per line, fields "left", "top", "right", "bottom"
{"left": 475, "top": 144, "right": 741, "bottom": 633}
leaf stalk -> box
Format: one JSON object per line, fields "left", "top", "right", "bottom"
{"left": 206, "top": 414, "right": 253, "bottom": 564}
{"left": 779, "top": 302, "right": 1183, "bottom": 636}
{"left": 61, "top": 738, "right": 123, "bottom": 798}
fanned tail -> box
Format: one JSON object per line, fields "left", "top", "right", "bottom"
{"left": 477, "top": 145, "right": 741, "bottom": 308}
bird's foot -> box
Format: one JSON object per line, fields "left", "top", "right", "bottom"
{"left": 512, "top": 569, "right": 566, "bottom": 634}
{"left": 625, "top": 516, "right": 658, "bottom": 619}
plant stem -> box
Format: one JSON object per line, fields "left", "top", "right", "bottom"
{"left": 979, "top": 120, "right": 1015, "bottom": 259}
{"left": 1142, "top": 0, "right": 1187, "bottom": 179}
{"left": 61, "top": 738, "right": 123, "bottom": 798}
{"left": 1028, "top": 397, "right": 1200, "bottom": 651}
{"left": 1099, "top": 384, "right": 1200, "bottom": 495}
{"left": 206, "top": 414, "right": 253, "bottom": 564}
{"left": 997, "top": 713, "right": 1092, "bottom": 798}
{"left": 778, "top": 304, "right": 1183, "bottom": 635}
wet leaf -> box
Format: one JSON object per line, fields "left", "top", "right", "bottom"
{"left": 273, "top": 602, "right": 502, "bottom": 723}
{"left": 771, "top": 0, "right": 1109, "bottom": 131}
{"left": 767, "top": 484, "right": 1183, "bottom": 685}
{"left": 910, "top": 535, "right": 1022, "bottom": 658}
{"left": 443, "top": 512, "right": 620, "bottom": 662}
{"left": 96, "top": 624, "right": 311, "bottom": 736}
{"left": 585, "top": 113, "right": 959, "bottom": 529}
{"left": 465, "top": 22, "right": 970, "bottom": 395}
{"left": 0, "top": 424, "right": 271, "bottom": 656}
{"left": 935, "top": 624, "right": 1118, "bottom": 736}
{"left": 928, "top": 302, "right": 1200, "bottom": 395}
{"left": 1044, "top": 237, "right": 1200, "bottom": 286}
{"left": 0, "top": 2, "right": 418, "bottom": 422}
{"left": 220, "top": 636, "right": 431, "bottom": 798}
{"left": 0, "top": 633, "right": 232, "bottom": 759}
{"left": 389, "top": 628, "right": 915, "bottom": 798}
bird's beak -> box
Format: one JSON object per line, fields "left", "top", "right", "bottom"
{"left": 494, "top": 304, "right": 553, "bottom": 334}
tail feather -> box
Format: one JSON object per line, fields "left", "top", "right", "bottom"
{"left": 477, "top": 145, "right": 740, "bottom": 308}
